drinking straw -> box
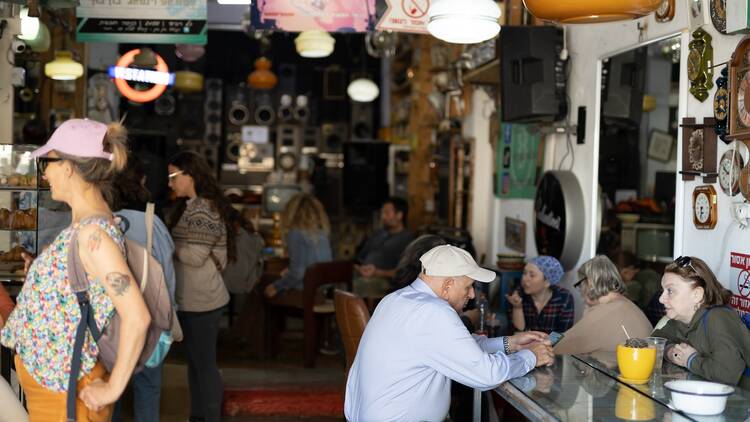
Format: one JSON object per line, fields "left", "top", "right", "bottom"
{"left": 621, "top": 325, "right": 631, "bottom": 340}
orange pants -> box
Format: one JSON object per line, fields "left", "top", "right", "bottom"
{"left": 14, "top": 355, "right": 113, "bottom": 422}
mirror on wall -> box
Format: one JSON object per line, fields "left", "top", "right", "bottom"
{"left": 596, "top": 35, "right": 681, "bottom": 281}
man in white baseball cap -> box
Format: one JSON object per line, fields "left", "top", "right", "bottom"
{"left": 345, "top": 245, "right": 555, "bottom": 422}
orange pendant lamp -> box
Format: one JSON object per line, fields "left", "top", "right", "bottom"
{"left": 523, "top": 0, "right": 662, "bottom": 24}
{"left": 247, "top": 57, "right": 277, "bottom": 90}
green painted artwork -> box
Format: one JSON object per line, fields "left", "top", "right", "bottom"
{"left": 496, "top": 123, "right": 543, "bottom": 199}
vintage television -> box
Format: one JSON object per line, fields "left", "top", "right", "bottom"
{"left": 499, "top": 26, "right": 567, "bottom": 123}
{"left": 261, "top": 184, "right": 301, "bottom": 216}
{"left": 602, "top": 47, "right": 646, "bottom": 127}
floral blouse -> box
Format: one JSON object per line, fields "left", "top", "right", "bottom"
{"left": 0, "top": 217, "right": 124, "bottom": 392}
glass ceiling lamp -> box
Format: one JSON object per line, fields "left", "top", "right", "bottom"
{"left": 523, "top": 0, "right": 661, "bottom": 23}
{"left": 18, "top": 7, "right": 40, "bottom": 41}
{"left": 44, "top": 51, "right": 83, "bottom": 80}
{"left": 295, "top": 30, "right": 335, "bottom": 58}
{"left": 247, "top": 57, "right": 277, "bottom": 90}
{"left": 427, "top": 0, "right": 501, "bottom": 44}
{"left": 347, "top": 76, "right": 379, "bottom": 103}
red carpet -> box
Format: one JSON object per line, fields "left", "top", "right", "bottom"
{"left": 223, "top": 387, "right": 344, "bottom": 417}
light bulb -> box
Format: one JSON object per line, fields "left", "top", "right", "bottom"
{"left": 427, "top": 0, "right": 501, "bottom": 44}
{"left": 19, "top": 7, "right": 40, "bottom": 41}
{"left": 347, "top": 77, "right": 379, "bottom": 103}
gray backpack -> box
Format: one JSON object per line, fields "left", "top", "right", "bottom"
{"left": 222, "top": 227, "right": 264, "bottom": 294}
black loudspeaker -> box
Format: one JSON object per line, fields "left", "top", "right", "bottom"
{"left": 252, "top": 91, "right": 275, "bottom": 126}
{"left": 350, "top": 101, "right": 373, "bottom": 141}
{"left": 225, "top": 84, "right": 251, "bottom": 127}
{"left": 176, "top": 94, "right": 205, "bottom": 140}
{"left": 602, "top": 47, "right": 646, "bottom": 127}
{"left": 204, "top": 79, "right": 222, "bottom": 146}
{"left": 278, "top": 64, "right": 297, "bottom": 94}
{"left": 320, "top": 123, "right": 348, "bottom": 153}
{"left": 276, "top": 124, "right": 301, "bottom": 172}
{"left": 323, "top": 66, "right": 347, "bottom": 100}
{"left": 500, "top": 26, "right": 567, "bottom": 123}
{"left": 343, "top": 141, "right": 389, "bottom": 211}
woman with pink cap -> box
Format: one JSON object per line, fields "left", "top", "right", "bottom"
{"left": 0, "top": 119, "right": 151, "bottom": 420}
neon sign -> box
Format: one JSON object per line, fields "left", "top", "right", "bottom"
{"left": 112, "top": 49, "right": 172, "bottom": 103}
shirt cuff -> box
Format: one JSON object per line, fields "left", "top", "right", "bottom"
{"left": 686, "top": 352, "right": 697, "bottom": 370}
{"left": 515, "top": 349, "right": 536, "bottom": 372}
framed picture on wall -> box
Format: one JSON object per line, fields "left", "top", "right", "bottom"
{"left": 648, "top": 130, "right": 674, "bottom": 162}
{"left": 505, "top": 218, "right": 526, "bottom": 253}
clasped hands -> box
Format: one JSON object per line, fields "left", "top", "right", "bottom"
{"left": 666, "top": 343, "right": 697, "bottom": 367}
{"left": 508, "top": 331, "right": 555, "bottom": 367}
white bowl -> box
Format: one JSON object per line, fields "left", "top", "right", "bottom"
{"left": 664, "top": 380, "right": 734, "bottom": 415}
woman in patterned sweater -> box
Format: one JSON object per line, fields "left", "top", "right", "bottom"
{"left": 167, "top": 152, "right": 234, "bottom": 422}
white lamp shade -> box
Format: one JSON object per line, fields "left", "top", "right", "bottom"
{"left": 18, "top": 7, "right": 40, "bottom": 41}
{"left": 347, "top": 77, "right": 379, "bottom": 102}
{"left": 26, "top": 22, "right": 50, "bottom": 52}
{"left": 427, "top": 0, "right": 501, "bottom": 44}
{"left": 45, "top": 51, "right": 84, "bottom": 80}
{"left": 295, "top": 30, "right": 335, "bottom": 58}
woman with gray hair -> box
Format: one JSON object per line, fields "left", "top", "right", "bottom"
{"left": 554, "top": 255, "right": 652, "bottom": 355}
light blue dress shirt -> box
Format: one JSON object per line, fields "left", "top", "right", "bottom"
{"left": 345, "top": 278, "right": 536, "bottom": 422}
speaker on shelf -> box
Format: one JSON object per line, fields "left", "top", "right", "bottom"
{"left": 323, "top": 65, "right": 347, "bottom": 100}
{"left": 278, "top": 63, "right": 297, "bottom": 94}
{"left": 500, "top": 26, "right": 567, "bottom": 123}
{"left": 253, "top": 91, "right": 275, "bottom": 126}
{"left": 275, "top": 124, "right": 301, "bottom": 172}
{"left": 294, "top": 95, "right": 310, "bottom": 123}
{"left": 301, "top": 126, "right": 320, "bottom": 153}
{"left": 225, "top": 84, "right": 251, "bottom": 127}
{"left": 350, "top": 101, "right": 373, "bottom": 141}
{"left": 177, "top": 93, "right": 205, "bottom": 140}
{"left": 204, "top": 78, "right": 223, "bottom": 146}
{"left": 602, "top": 47, "right": 646, "bottom": 127}
{"left": 154, "top": 89, "right": 176, "bottom": 116}
{"left": 320, "top": 122, "right": 348, "bottom": 153}
{"left": 343, "top": 141, "right": 389, "bottom": 212}
{"left": 177, "top": 139, "right": 219, "bottom": 176}
{"left": 278, "top": 94, "right": 294, "bottom": 122}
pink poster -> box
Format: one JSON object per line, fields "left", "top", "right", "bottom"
{"left": 729, "top": 252, "right": 750, "bottom": 314}
{"left": 251, "top": 0, "right": 378, "bottom": 33}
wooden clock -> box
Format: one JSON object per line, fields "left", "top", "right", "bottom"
{"left": 693, "top": 185, "right": 718, "bottom": 229}
{"left": 728, "top": 38, "right": 750, "bottom": 141}
{"left": 688, "top": 28, "right": 713, "bottom": 102}
{"left": 718, "top": 141, "right": 748, "bottom": 196}
{"left": 714, "top": 66, "right": 729, "bottom": 143}
{"left": 656, "top": 0, "right": 675, "bottom": 22}
{"left": 681, "top": 117, "right": 718, "bottom": 183}
{"left": 710, "top": 0, "right": 726, "bottom": 33}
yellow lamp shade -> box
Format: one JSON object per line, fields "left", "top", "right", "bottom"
{"left": 295, "top": 30, "right": 335, "bottom": 58}
{"left": 523, "top": 0, "right": 662, "bottom": 23}
{"left": 44, "top": 51, "right": 84, "bottom": 80}
{"left": 174, "top": 71, "right": 204, "bottom": 93}
{"left": 248, "top": 57, "right": 277, "bottom": 90}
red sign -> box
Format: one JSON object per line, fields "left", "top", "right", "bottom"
{"left": 730, "top": 252, "right": 750, "bottom": 313}
{"left": 377, "top": 0, "right": 430, "bottom": 34}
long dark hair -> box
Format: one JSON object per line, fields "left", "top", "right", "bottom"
{"left": 391, "top": 234, "right": 447, "bottom": 290}
{"left": 167, "top": 152, "right": 237, "bottom": 262}
{"left": 664, "top": 256, "right": 732, "bottom": 307}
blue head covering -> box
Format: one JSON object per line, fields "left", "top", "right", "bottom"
{"left": 528, "top": 256, "right": 564, "bottom": 285}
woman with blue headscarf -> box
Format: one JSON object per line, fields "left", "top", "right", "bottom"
{"left": 506, "top": 255, "right": 574, "bottom": 333}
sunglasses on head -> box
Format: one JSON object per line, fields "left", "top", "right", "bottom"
{"left": 168, "top": 170, "right": 184, "bottom": 180}
{"left": 37, "top": 157, "right": 63, "bottom": 173}
{"left": 674, "top": 256, "right": 705, "bottom": 283}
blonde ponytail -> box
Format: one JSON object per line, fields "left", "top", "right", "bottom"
{"left": 105, "top": 122, "right": 128, "bottom": 175}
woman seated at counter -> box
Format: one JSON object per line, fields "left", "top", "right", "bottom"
{"left": 554, "top": 256, "right": 652, "bottom": 354}
{"left": 652, "top": 256, "right": 750, "bottom": 389}
{"left": 506, "top": 256, "right": 574, "bottom": 333}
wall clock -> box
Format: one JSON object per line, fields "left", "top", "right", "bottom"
{"left": 693, "top": 185, "right": 718, "bottom": 229}
{"left": 740, "top": 163, "right": 750, "bottom": 201}
{"left": 719, "top": 146, "right": 745, "bottom": 196}
{"left": 728, "top": 38, "right": 750, "bottom": 141}
{"left": 688, "top": 28, "right": 713, "bottom": 102}
{"left": 710, "top": 0, "right": 727, "bottom": 33}
{"left": 714, "top": 66, "right": 729, "bottom": 143}
{"left": 681, "top": 117, "right": 718, "bottom": 182}
{"left": 656, "top": 0, "right": 676, "bottom": 22}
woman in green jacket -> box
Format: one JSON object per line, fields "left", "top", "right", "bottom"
{"left": 652, "top": 256, "right": 750, "bottom": 389}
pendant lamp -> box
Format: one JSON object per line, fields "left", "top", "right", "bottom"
{"left": 45, "top": 51, "right": 84, "bottom": 80}
{"left": 295, "top": 30, "right": 335, "bottom": 58}
{"left": 427, "top": 0, "right": 501, "bottom": 44}
{"left": 18, "top": 7, "right": 40, "bottom": 41}
{"left": 347, "top": 76, "right": 379, "bottom": 103}
{"left": 523, "top": 0, "right": 662, "bottom": 23}
{"left": 247, "top": 57, "right": 277, "bottom": 90}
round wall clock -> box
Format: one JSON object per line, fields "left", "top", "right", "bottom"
{"left": 693, "top": 185, "right": 718, "bottom": 229}
{"left": 719, "top": 148, "right": 745, "bottom": 196}
{"left": 655, "top": 0, "right": 675, "bottom": 22}
{"left": 688, "top": 129, "right": 705, "bottom": 170}
{"left": 687, "top": 47, "right": 702, "bottom": 82}
{"left": 728, "top": 38, "right": 750, "bottom": 141}
{"left": 739, "top": 71, "right": 750, "bottom": 128}
{"left": 711, "top": 0, "right": 727, "bottom": 33}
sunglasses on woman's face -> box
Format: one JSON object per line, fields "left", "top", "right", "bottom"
{"left": 574, "top": 277, "right": 587, "bottom": 289}
{"left": 37, "top": 157, "right": 63, "bottom": 173}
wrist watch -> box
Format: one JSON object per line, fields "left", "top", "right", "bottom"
{"left": 503, "top": 337, "right": 511, "bottom": 354}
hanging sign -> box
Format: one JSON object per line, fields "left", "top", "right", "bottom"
{"left": 376, "top": 0, "right": 431, "bottom": 33}
{"left": 250, "top": 0, "right": 377, "bottom": 32}
{"left": 112, "top": 49, "right": 171, "bottom": 103}
{"left": 729, "top": 252, "right": 750, "bottom": 313}
{"left": 76, "top": 0, "right": 207, "bottom": 44}
{"left": 534, "top": 171, "right": 585, "bottom": 271}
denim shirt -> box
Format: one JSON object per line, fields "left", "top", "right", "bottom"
{"left": 273, "top": 228, "right": 332, "bottom": 291}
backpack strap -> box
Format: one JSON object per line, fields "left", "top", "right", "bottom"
{"left": 66, "top": 227, "right": 103, "bottom": 421}
{"left": 140, "top": 204, "right": 154, "bottom": 292}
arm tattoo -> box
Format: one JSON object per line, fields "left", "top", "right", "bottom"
{"left": 105, "top": 272, "right": 131, "bottom": 296}
{"left": 87, "top": 231, "right": 102, "bottom": 252}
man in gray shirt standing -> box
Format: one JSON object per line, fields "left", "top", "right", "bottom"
{"left": 354, "top": 197, "right": 413, "bottom": 297}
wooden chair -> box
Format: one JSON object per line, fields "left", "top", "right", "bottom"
{"left": 266, "top": 260, "right": 353, "bottom": 367}
{"left": 333, "top": 290, "right": 370, "bottom": 378}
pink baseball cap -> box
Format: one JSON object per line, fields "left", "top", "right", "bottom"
{"left": 30, "top": 119, "right": 113, "bottom": 161}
